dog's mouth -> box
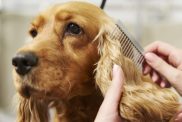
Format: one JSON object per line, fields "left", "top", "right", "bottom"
{"left": 18, "top": 83, "right": 63, "bottom": 100}
{"left": 18, "top": 84, "right": 38, "bottom": 99}
{"left": 18, "top": 85, "right": 50, "bottom": 99}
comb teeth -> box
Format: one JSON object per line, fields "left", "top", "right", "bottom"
{"left": 110, "top": 20, "right": 145, "bottom": 72}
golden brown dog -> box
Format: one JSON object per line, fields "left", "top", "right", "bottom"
{"left": 12, "top": 1, "right": 180, "bottom": 122}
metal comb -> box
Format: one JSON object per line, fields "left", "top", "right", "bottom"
{"left": 110, "top": 20, "right": 145, "bottom": 72}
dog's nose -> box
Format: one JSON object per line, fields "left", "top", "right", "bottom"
{"left": 12, "top": 52, "right": 38, "bottom": 75}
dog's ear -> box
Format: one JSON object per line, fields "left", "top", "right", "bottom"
{"left": 95, "top": 21, "right": 180, "bottom": 121}
{"left": 17, "top": 96, "right": 49, "bottom": 122}
{"left": 95, "top": 21, "right": 125, "bottom": 95}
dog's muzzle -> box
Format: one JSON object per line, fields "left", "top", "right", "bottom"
{"left": 12, "top": 52, "right": 38, "bottom": 75}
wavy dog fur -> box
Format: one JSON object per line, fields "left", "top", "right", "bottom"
{"left": 13, "top": 1, "right": 180, "bottom": 122}
{"left": 95, "top": 22, "right": 180, "bottom": 121}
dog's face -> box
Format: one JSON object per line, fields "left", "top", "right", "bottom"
{"left": 12, "top": 2, "right": 108, "bottom": 101}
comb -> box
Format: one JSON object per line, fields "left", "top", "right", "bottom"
{"left": 110, "top": 20, "right": 145, "bottom": 72}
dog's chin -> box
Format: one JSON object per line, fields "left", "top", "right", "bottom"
{"left": 18, "top": 85, "right": 31, "bottom": 98}
{"left": 18, "top": 84, "right": 45, "bottom": 99}
{"left": 17, "top": 84, "right": 65, "bottom": 101}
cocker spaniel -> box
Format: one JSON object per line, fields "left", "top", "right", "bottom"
{"left": 12, "top": 1, "right": 180, "bottom": 122}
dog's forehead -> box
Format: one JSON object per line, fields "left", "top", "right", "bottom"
{"left": 31, "top": 1, "right": 112, "bottom": 31}
{"left": 40, "top": 2, "right": 105, "bottom": 21}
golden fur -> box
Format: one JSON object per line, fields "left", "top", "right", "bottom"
{"left": 12, "top": 1, "right": 180, "bottom": 122}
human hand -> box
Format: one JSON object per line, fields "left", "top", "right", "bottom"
{"left": 143, "top": 41, "right": 182, "bottom": 96}
{"left": 94, "top": 64, "right": 124, "bottom": 122}
{"left": 174, "top": 109, "right": 182, "bottom": 122}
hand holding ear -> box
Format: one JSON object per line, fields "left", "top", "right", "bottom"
{"left": 143, "top": 41, "right": 182, "bottom": 122}
{"left": 95, "top": 64, "right": 124, "bottom": 122}
{"left": 144, "top": 41, "right": 182, "bottom": 96}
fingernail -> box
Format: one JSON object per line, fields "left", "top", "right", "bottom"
{"left": 143, "top": 67, "right": 147, "bottom": 74}
{"left": 143, "top": 65, "right": 150, "bottom": 75}
{"left": 161, "top": 81, "right": 166, "bottom": 88}
{"left": 112, "top": 64, "right": 123, "bottom": 79}
{"left": 112, "top": 64, "right": 125, "bottom": 85}
{"left": 152, "top": 73, "right": 158, "bottom": 82}
{"left": 113, "top": 64, "right": 121, "bottom": 75}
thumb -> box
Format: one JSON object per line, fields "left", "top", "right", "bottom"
{"left": 145, "top": 52, "right": 182, "bottom": 88}
{"left": 103, "top": 64, "right": 125, "bottom": 107}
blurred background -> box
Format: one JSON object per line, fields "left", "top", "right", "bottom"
{"left": 0, "top": 0, "right": 182, "bottom": 121}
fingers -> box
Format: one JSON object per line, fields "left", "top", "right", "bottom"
{"left": 145, "top": 41, "right": 182, "bottom": 68}
{"left": 145, "top": 52, "right": 182, "bottom": 95}
{"left": 145, "top": 41, "right": 176, "bottom": 56}
{"left": 174, "top": 110, "right": 182, "bottom": 122}
{"left": 175, "top": 113, "right": 182, "bottom": 122}
{"left": 160, "top": 79, "right": 171, "bottom": 88}
{"left": 148, "top": 69, "right": 170, "bottom": 88}
{"left": 151, "top": 71, "right": 159, "bottom": 82}
{"left": 143, "top": 64, "right": 152, "bottom": 75}
{"left": 95, "top": 64, "right": 125, "bottom": 122}
{"left": 103, "top": 64, "right": 125, "bottom": 107}
{"left": 145, "top": 53, "right": 179, "bottom": 83}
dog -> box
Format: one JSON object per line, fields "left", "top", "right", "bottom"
{"left": 12, "top": 1, "right": 180, "bottom": 122}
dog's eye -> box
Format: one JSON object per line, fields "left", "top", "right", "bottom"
{"left": 29, "top": 29, "right": 38, "bottom": 38}
{"left": 66, "top": 23, "right": 82, "bottom": 35}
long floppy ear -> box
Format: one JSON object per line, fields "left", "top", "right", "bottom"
{"left": 95, "top": 21, "right": 125, "bottom": 94}
{"left": 95, "top": 21, "right": 180, "bottom": 122}
{"left": 17, "top": 96, "right": 49, "bottom": 122}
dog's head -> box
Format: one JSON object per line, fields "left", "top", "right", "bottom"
{"left": 12, "top": 2, "right": 113, "bottom": 101}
